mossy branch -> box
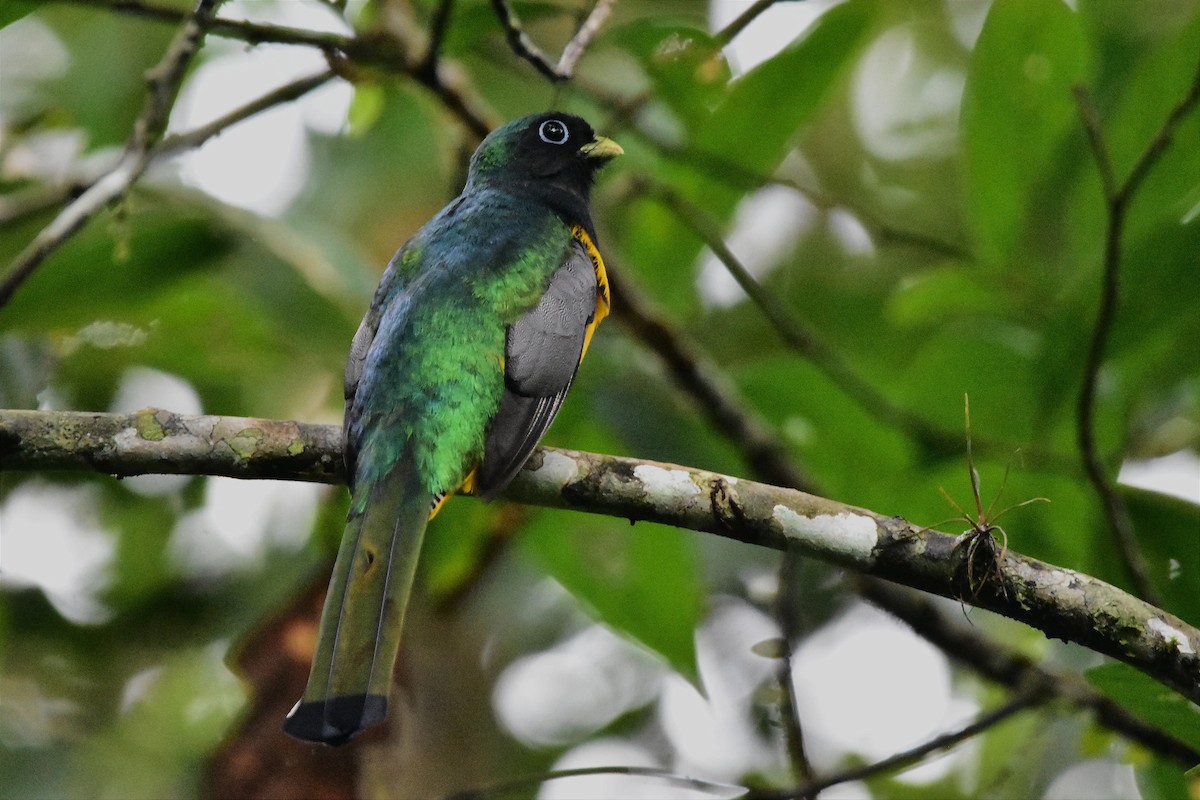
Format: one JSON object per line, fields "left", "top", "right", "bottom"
{"left": 2, "top": 407, "right": 1197, "bottom": 708}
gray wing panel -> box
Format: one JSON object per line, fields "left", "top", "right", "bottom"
{"left": 475, "top": 241, "right": 597, "bottom": 498}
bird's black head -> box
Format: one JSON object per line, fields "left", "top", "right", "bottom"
{"left": 467, "top": 112, "right": 622, "bottom": 223}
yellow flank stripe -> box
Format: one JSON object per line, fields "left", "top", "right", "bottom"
{"left": 429, "top": 467, "right": 478, "bottom": 520}
{"left": 570, "top": 225, "right": 610, "bottom": 360}
{"left": 446, "top": 229, "right": 608, "bottom": 518}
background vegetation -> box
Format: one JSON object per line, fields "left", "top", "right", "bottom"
{"left": 1, "top": 0, "right": 1198, "bottom": 797}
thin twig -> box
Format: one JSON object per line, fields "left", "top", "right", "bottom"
{"left": 605, "top": 263, "right": 1200, "bottom": 765}
{"left": 1071, "top": 56, "right": 1200, "bottom": 604}
{"left": 0, "top": 183, "right": 85, "bottom": 227}
{"left": 0, "top": 0, "right": 225, "bottom": 312}
{"left": 444, "top": 764, "right": 744, "bottom": 800}
{"left": 746, "top": 690, "right": 1041, "bottom": 799}
{"left": 642, "top": 181, "right": 959, "bottom": 454}
{"left": 158, "top": 70, "right": 336, "bottom": 155}
{"left": 775, "top": 552, "right": 815, "bottom": 788}
{"left": 490, "top": 0, "right": 561, "bottom": 81}
{"left": 490, "top": 0, "right": 617, "bottom": 82}
{"left": 0, "top": 69, "right": 337, "bottom": 311}
{"left": 557, "top": 0, "right": 617, "bottom": 77}
{"left": 5, "top": 409, "right": 1199, "bottom": 706}
{"left": 53, "top": 0, "right": 498, "bottom": 138}
{"left": 417, "top": 0, "right": 457, "bottom": 79}
{"left": 716, "top": 0, "right": 783, "bottom": 46}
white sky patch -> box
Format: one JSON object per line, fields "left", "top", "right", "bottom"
{"left": 852, "top": 25, "right": 965, "bottom": 163}
{"left": 710, "top": 0, "right": 839, "bottom": 76}
{"left": 492, "top": 623, "right": 665, "bottom": 748}
{"left": 169, "top": 477, "right": 320, "bottom": 579}
{"left": 659, "top": 600, "right": 780, "bottom": 781}
{"left": 167, "top": 1, "right": 352, "bottom": 216}
{"left": 827, "top": 207, "right": 875, "bottom": 257}
{"left": 0, "top": 481, "right": 114, "bottom": 624}
{"left": 791, "top": 602, "right": 977, "bottom": 783}
{"left": 1044, "top": 760, "right": 1140, "bottom": 800}
{"left": 1119, "top": 450, "right": 1200, "bottom": 504}
{"left": 696, "top": 185, "right": 815, "bottom": 308}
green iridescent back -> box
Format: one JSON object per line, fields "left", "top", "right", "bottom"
{"left": 347, "top": 188, "right": 574, "bottom": 502}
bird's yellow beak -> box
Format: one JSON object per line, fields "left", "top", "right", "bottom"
{"left": 581, "top": 135, "right": 623, "bottom": 160}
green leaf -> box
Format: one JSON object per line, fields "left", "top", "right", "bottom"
{"left": 1135, "top": 756, "right": 1193, "bottom": 800}
{"left": 1086, "top": 662, "right": 1200, "bottom": 753}
{"left": 0, "top": 0, "right": 37, "bottom": 29}
{"left": 613, "top": 22, "right": 729, "bottom": 126}
{"left": 695, "top": 0, "right": 876, "bottom": 175}
{"left": 1122, "top": 486, "right": 1200, "bottom": 625}
{"left": 961, "top": 0, "right": 1089, "bottom": 262}
{"left": 519, "top": 513, "right": 703, "bottom": 686}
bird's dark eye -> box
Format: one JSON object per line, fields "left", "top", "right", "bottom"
{"left": 538, "top": 119, "right": 569, "bottom": 145}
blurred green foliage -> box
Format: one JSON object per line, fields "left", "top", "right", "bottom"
{"left": 1, "top": 0, "right": 1198, "bottom": 797}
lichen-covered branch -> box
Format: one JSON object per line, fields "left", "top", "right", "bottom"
{"left": 2, "top": 408, "right": 1197, "bottom": 707}
{"left": 0, "top": 408, "right": 343, "bottom": 483}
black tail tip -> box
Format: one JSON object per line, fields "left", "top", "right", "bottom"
{"left": 283, "top": 694, "right": 389, "bottom": 746}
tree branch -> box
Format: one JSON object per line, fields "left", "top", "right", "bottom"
{"left": 715, "top": 0, "right": 785, "bottom": 47}
{"left": 2, "top": 408, "right": 1197, "bottom": 708}
{"left": 855, "top": 577, "right": 1200, "bottom": 766}
{"left": 641, "top": 181, "right": 960, "bottom": 456}
{"left": 0, "top": 0, "right": 225, "bottom": 311}
{"left": 1071, "top": 55, "right": 1200, "bottom": 605}
{"left": 490, "top": 0, "right": 617, "bottom": 82}
{"left": 604, "top": 266, "right": 1200, "bottom": 767}
{"left": 607, "top": 265, "right": 817, "bottom": 494}
{"left": 445, "top": 764, "right": 743, "bottom": 800}
{"left": 51, "top": 0, "right": 498, "bottom": 138}
{"left": 748, "top": 689, "right": 1041, "bottom": 799}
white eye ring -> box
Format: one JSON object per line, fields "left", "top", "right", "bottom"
{"left": 538, "top": 119, "right": 569, "bottom": 145}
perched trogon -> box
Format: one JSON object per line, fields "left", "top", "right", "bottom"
{"left": 283, "top": 113, "right": 621, "bottom": 745}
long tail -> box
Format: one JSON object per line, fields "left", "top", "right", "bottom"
{"left": 283, "top": 461, "right": 430, "bottom": 745}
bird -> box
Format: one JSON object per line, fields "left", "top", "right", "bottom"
{"left": 283, "top": 112, "right": 622, "bottom": 745}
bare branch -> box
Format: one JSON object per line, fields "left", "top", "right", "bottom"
{"left": 603, "top": 265, "right": 1200, "bottom": 768}
{"left": 557, "top": 0, "right": 618, "bottom": 78}
{"left": 0, "top": 0, "right": 225, "bottom": 312}
{"left": 855, "top": 577, "right": 1200, "bottom": 767}
{"left": 775, "top": 552, "right": 815, "bottom": 787}
{"left": 490, "top": 0, "right": 617, "bottom": 82}
{"left": 445, "top": 765, "right": 743, "bottom": 800}
{"left": 2, "top": 408, "right": 1198, "bottom": 707}
{"left": 51, "top": 0, "right": 498, "bottom": 138}
{"left": 749, "top": 689, "right": 1042, "bottom": 799}
{"left": 716, "top": 0, "right": 785, "bottom": 47}
{"left": 641, "top": 181, "right": 960, "bottom": 455}
{"left": 158, "top": 70, "right": 336, "bottom": 156}
{"left": 490, "top": 0, "right": 561, "bottom": 81}
{"left": 416, "top": 0, "right": 457, "bottom": 80}
{"left": 1072, "top": 55, "right": 1200, "bottom": 605}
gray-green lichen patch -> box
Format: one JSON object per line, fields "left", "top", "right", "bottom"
{"left": 225, "top": 427, "right": 263, "bottom": 460}
{"left": 133, "top": 409, "right": 165, "bottom": 441}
